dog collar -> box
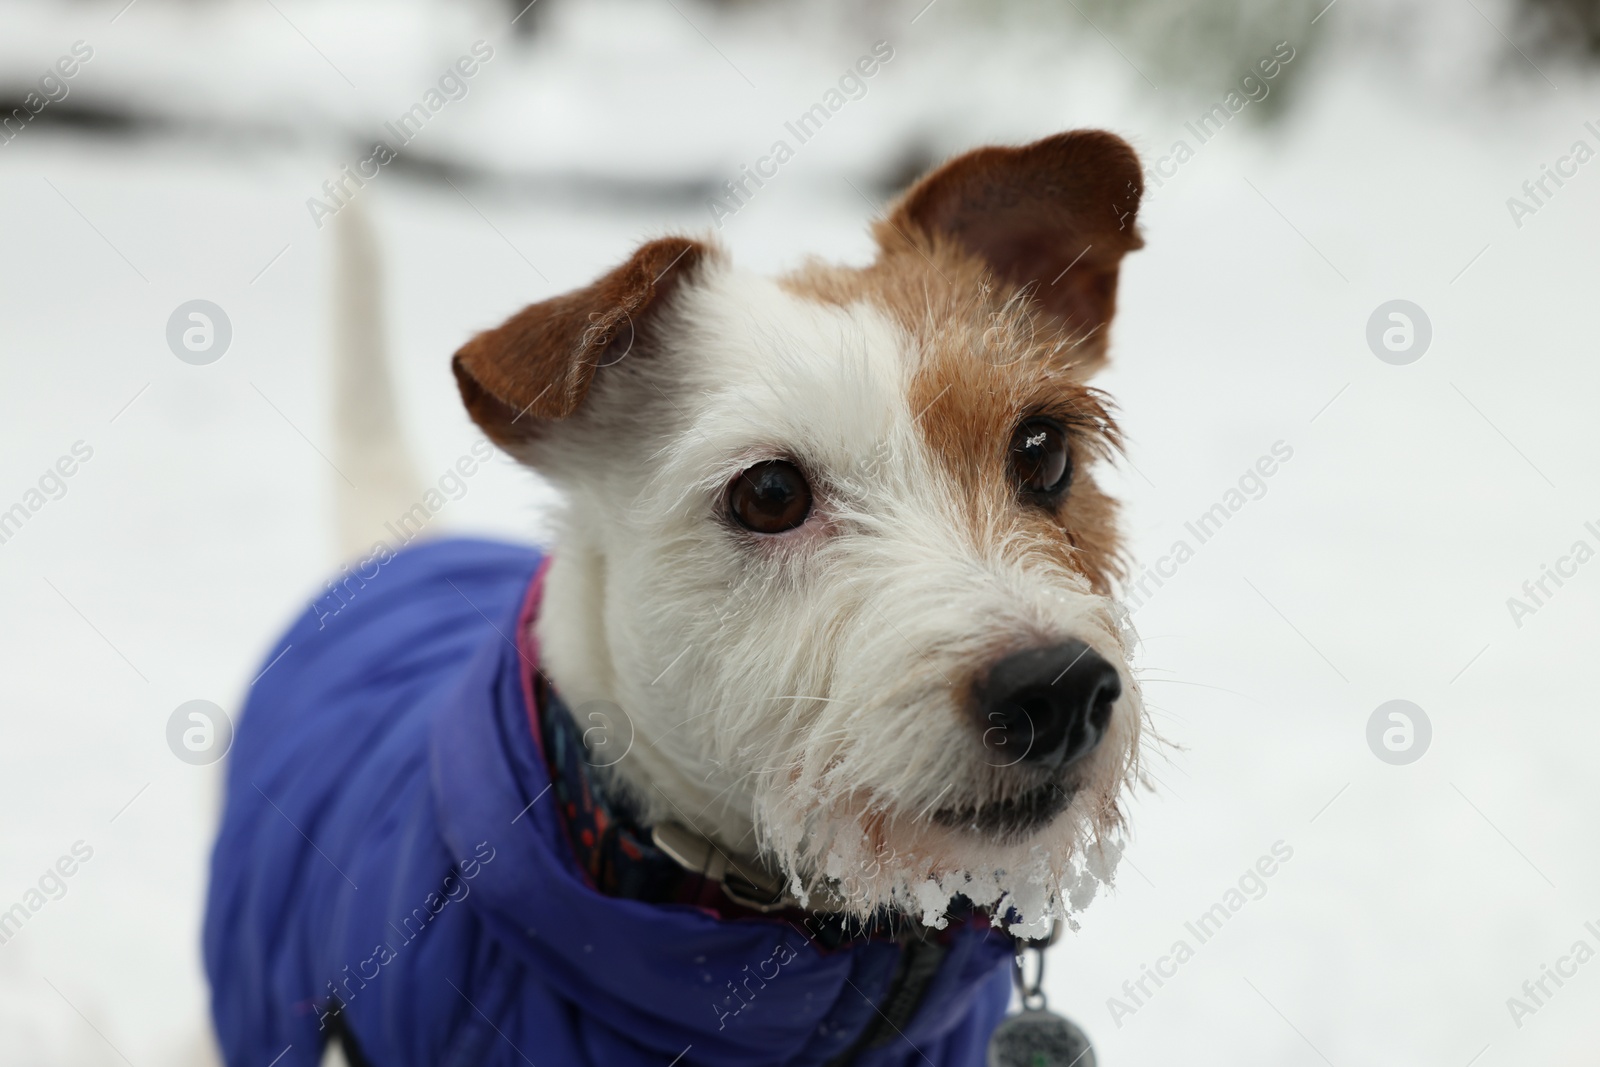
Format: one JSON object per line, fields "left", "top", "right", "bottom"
{"left": 534, "top": 673, "right": 855, "bottom": 924}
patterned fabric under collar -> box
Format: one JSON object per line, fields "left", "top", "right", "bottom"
{"left": 533, "top": 671, "right": 884, "bottom": 946}
{"left": 534, "top": 673, "right": 714, "bottom": 906}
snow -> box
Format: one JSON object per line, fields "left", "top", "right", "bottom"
{"left": 2, "top": 0, "right": 1598, "bottom": 1064}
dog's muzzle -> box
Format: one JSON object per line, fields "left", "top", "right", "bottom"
{"left": 976, "top": 640, "right": 1120, "bottom": 771}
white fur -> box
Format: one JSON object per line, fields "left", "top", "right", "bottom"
{"left": 532, "top": 262, "right": 1143, "bottom": 932}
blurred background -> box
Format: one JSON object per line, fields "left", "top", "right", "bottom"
{"left": 2, "top": 0, "right": 1598, "bottom": 1063}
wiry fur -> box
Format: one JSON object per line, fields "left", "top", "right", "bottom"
{"left": 456, "top": 130, "right": 1152, "bottom": 936}
{"left": 527, "top": 260, "right": 1144, "bottom": 935}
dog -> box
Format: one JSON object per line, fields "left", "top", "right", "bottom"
{"left": 204, "top": 129, "right": 1148, "bottom": 1067}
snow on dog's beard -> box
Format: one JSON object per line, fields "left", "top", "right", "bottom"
{"left": 605, "top": 265, "right": 1145, "bottom": 938}
{"left": 451, "top": 130, "right": 1147, "bottom": 936}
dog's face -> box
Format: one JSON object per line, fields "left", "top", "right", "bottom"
{"left": 455, "top": 131, "right": 1147, "bottom": 933}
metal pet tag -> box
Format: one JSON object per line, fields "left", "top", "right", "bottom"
{"left": 987, "top": 1007, "right": 1096, "bottom": 1067}
{"left": 990, "top": 935, "right": 1096, "bottom": 1067}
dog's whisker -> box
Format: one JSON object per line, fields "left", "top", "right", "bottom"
{"left": 912, "top": 781, "right": 956, "bottom": 824}
{"left": 648, "top": 646, "right": 693, "bottom": 686}
{"left": 690, "top": 768, "right": 762, "bottom": 823}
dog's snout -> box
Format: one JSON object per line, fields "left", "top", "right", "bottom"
{"left": 978, "top": 641, "right": 1120, "bottom": 770}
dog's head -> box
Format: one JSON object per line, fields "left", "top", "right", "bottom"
{"left": 455, "top": 131, "right": 1146, "bottom": 933}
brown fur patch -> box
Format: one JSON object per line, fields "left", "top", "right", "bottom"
{"left": 453, "top": 237, "right": 714, "bottom": 448}
{"left": 783, "top": 238, "right": 1127, "bottom": 595}
{"left": 781, "top": 130, "right": 1144, "bottom": 594}
{"left": 880, "top": 129, "right": 1143, "bottom": 377}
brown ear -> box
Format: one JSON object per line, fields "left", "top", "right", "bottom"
{"left": 879, "top": 130, "right": 1142, "bottom": 357}
{"left": 453, "top": 236, "right": 710, "bottom": 446}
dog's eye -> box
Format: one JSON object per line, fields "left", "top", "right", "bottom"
{"left": 729, "top": 461, "right": 812, "bottom": 533}
{"left": 1009, "top": 418, "right": 1072, "bottom": 500}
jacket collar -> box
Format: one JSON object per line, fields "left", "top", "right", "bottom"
{"left": 428, "top": 551, "right": 1015, "bottom": 1065}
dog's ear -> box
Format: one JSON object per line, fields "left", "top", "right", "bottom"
{"left": 453, "top": 236, "right": 709, "bottom": 447}
{"left": 878, "top": 130, "right": 1142, "bottom": 369}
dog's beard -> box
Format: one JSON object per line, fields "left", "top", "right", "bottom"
{"left": 758, "top": 773, "right": 1133, "bottom": 938}
{"left": 621, "top": 479, "right": 1146, "bottom": 932}
{"left": 747, "top": 659, "right": 1144, "bottom": 937}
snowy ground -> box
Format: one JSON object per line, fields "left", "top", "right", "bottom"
{"left": 2, "top": 0, "right": 1598, "bottom": 1064}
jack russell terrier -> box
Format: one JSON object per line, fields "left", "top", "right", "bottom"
{"left": 204, "top": 128, "right": 1148, "bottom": 1067}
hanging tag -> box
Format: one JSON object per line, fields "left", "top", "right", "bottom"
{"left": 987, "top": 1009, "right": 1095, "bottom": 1067}
{"left": 987, "top": 939, "right": 1096, "bottom": 1067}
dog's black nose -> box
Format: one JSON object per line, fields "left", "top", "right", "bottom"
{"left": 978, "top": 641, "right": 1120, "bottom": 769}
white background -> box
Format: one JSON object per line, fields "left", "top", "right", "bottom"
{"left": 0, "top": 0, "right": 1596, "bottom": 1063}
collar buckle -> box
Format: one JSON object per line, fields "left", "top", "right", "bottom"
{"left": 651, "top": 821, "right": 839, "bottom": 914}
